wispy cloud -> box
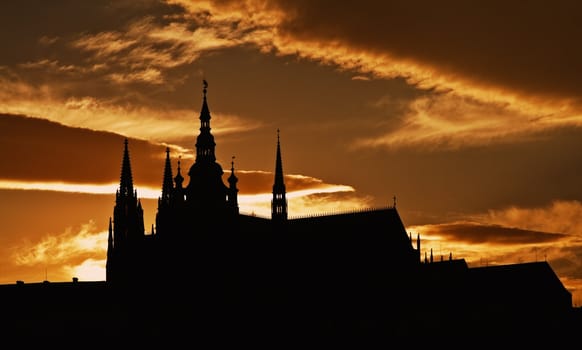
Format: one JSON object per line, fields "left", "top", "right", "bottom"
{"left": 70, "top": 16, "right": 242, "bottom": 84}
{"left": 0, "top": 77, "right": 259, "bottom": 143}
{"left": 108, "top": 67, "right": 164, "bottom": 85}
{"left": 482, "top": 200, "right": 582, "bottom": 237}
{"left": 239, "top": 185, "right": 360, "bottom": 218}
{"left": 13, "top": 220, "right": 106, "bottom": 266}
{"left": 353, "top": 92, "right": 577, "bottom": 150}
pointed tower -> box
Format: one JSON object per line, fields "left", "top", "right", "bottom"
{"left": 430, "top": 248, "right": 434, "bottom": 263}
{"left": 271, "top": 129, "right": 287, "bottom": 223}
{"left": 196, "top": 80, "right": 216, "bottom": 163}
{"left": 156, "top": 148, "right": 174, "bottom": 237}
{"left": 113, "top": 139, "right": 145, "bottom": 247}
{"left": 119, "top": 138, "right": 134, "bottom": 197}
{"left": 160, "top": 147, "right": 174, "bottom": 207}
{"left": 227, "top": 156, "right": 239, "bottom": 215}
{"left": 109, "top": 138, "right": 146, "bottom": 284}
{"left": 185, "top": 80, "right": 229, "bottom": 217}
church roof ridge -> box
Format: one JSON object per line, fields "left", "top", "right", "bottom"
{"left": 288, "top": 205, "right": 396, "bottom": 220}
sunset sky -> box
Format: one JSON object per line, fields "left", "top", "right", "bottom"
{"left": 1, "top": 0, "right": 582, "bottom": 305}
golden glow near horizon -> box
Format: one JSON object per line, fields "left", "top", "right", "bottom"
{"left": 9, "top": 221, "right": 108, "bottom": 283}
{"left": 1, "top": 181, "right": 363, "bottom": 285}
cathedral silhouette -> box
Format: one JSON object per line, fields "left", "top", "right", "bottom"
{"left": 1, "top": 81, "right": 580, "bottom": 342}
{"left": 106, "top": 80, "right": 419, "bottom": 290}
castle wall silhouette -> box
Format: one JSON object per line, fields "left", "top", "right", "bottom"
{"left": 1, "top": 81, "right": 579, "bottom": 342}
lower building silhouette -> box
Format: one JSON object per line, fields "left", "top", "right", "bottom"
{"left": 1, "top": 82, "right": 580, "bottom": 342}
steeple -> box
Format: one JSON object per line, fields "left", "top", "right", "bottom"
{"left": 119, "top": 138, "right": 134, "bottom": 197}
{"left": 195, "top": 79, "right": 216, "bottom": 163}
{"left": 271, "top": 129, "right": 287, "bottom": 222}
{"left": 228, "top": 156, "right": 238, "bottom": 186}
{"left": 228, "top": 156, "right": 239, "bottom": 215}
{"left": 174, "top": 157, "right": 184, "bottom": 189}
{"left": 113, "top": 139, "right": 145, "bottom": 245}
{"left": 155, "top": 150, "right": 181, "bottom": 238}
{"left": 109, "top": 139, "right": 145, "bottom": 284}
{"left": 186, "top": 79, "right": 228, "bottom": 214}
{"left": 430, "top": 248, "right": 434, "bottom": 263}
{"left": 160, "top": 147, "right": 174, "bottom": 205}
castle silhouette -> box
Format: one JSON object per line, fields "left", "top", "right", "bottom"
{"left": 1, "top": 81, "right": 580, "bottom": 342}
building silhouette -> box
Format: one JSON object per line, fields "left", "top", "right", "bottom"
{"left": 1, "top": 81, "right": 580, "bottom": 342}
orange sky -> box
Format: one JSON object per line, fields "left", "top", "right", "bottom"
{"left": 1, "top": 0, "right": 582, "bottom": 305}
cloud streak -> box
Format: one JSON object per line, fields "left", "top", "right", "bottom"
{"left": 410, "top": 221, "right": 566, "bottom": 245}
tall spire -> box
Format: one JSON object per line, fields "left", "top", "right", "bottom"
{"left": 186, "top": 79, "right": 228, "bottom": 213}
{"left": 161, "top": 147, "right": 174, "bottom": 204}
{"left": 228, "top": 156, "right": 239, "bottom": 215}
{"left": 119, "top": 138, "right": 134, "bottom": 197}
{"left": 201, "top": 79, "right": 210, "bottom": 123}
{"left": 274, "top": 129, "right": 285, "bottom": 190}
{"left": 114, "top": 138, "right": 144, "bottom": 243}
{"left": 195, "top": 79, "right": 216, "bottom": 163}
{"left": 272, "top": 129, "right": 287, "bottom": 222}
{"left": 174, "top": 156, "right": 184, "bottom": 188}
